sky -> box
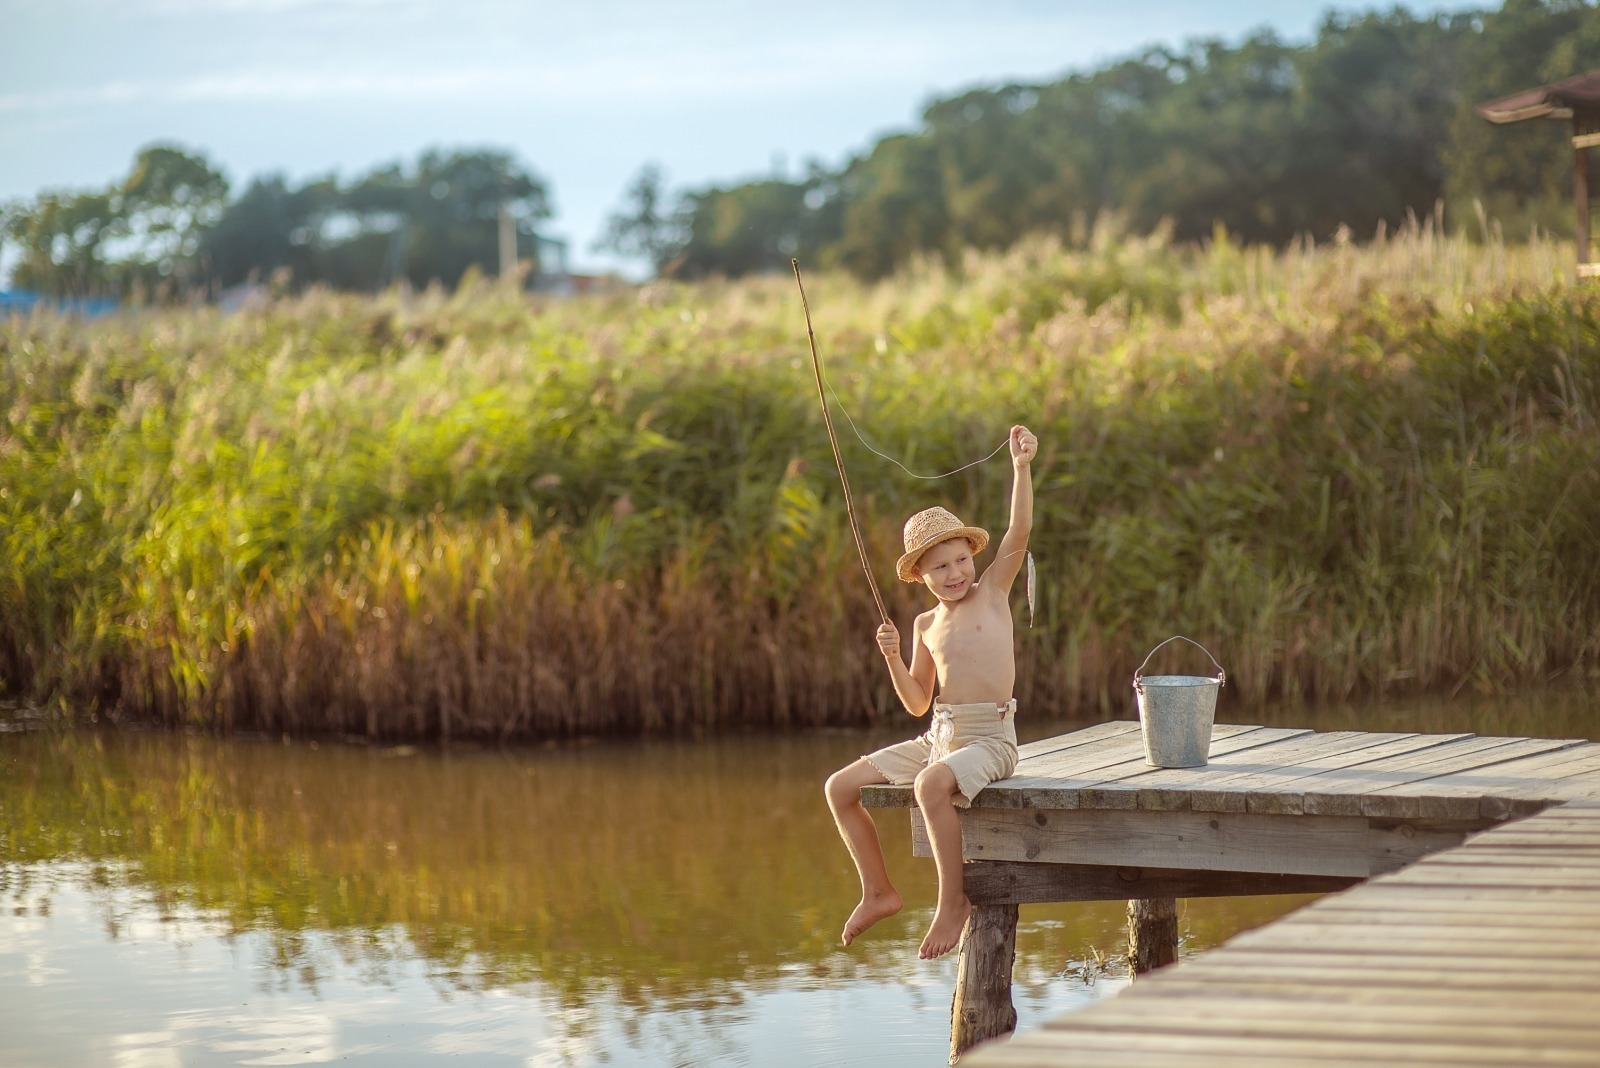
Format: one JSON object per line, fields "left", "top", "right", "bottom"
{"left": 1, "top": 0, "right": 1485, "bottom": 277}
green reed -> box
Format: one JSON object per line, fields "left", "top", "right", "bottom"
{"left": 2, "top": 221, "right": 1596, "bottom": 737}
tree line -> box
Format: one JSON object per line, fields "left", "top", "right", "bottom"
{"left": 606, "top": 0, "right": 1598, "bottom": 278}
{"left": 3, "top": 0, "right": 1594, "bottom": 297}
{"left": 1, "top": 147, "right": 548, "bottom": 297}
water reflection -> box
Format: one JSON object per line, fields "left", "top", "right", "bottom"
{"left": 2, "top": 685, "right": 1594, "bottom": 1065}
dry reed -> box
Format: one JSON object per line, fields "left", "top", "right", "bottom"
{"left": 2, "top": 219, "right": 1597, "bottom": 738}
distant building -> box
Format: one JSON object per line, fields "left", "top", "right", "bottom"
{"left": 1478, "top": 69, "right": 1600, "bottom": 278}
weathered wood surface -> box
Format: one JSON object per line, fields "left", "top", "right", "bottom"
{"left": 950, "top": 904, "right": 1020, "bottom": 1062}
{"left": 918, "top": 805, "right": 1488, "bottom": 876}
{"left": 864, "top": 721, "right": 1599, "bottom": 823}
{"left": 961, "top": 860, "right": 1357, "bottom": 905}
{"left": 1126, "top": 898, "right": 1177, "bottom": 976}
{"left": 964, "top": 799, "right": 1600, "bottom": 1066}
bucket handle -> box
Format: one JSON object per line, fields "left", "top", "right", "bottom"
{"left": 1133, "top": 635, "right": 1226, "bottom": 692}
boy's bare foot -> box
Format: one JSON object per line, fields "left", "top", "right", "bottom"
{"left": 841, "top": 889, "right": 903, "bottom": 946}
{"left": 918, "top": 899, "right": 972, "bottom": 959}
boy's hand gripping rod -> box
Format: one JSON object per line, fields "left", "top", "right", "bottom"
{"left": 792, "top": 259, "right": 892, "bottom": 626}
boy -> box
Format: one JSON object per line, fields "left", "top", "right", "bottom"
{"left": 824, "top": 424, "right": 1037, "bottom": 959}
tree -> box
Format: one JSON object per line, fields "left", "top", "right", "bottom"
{"left": 673, "top": 178, "right": 820, "bottom": 278}
{"left": 665, "top": 1, "right": 1599, "bottom": 279}
{"left": 1288, "top": 11, "right": 1474, "bottom": 238}
{"left": 395, "top": 148, "right": 549, "bottom": 288}
{"left": 1, "top": 144, "right": 227, "bottom": 297}
{"left": 594, "top": 163, "right": 684, "bottom": 274}
{"left": 200, "top": 147, "right": 551, "bottom": 291}
{"left": 2, "top": 188, "right": 119, "bottom": 295}
{"left": 117, "top": 144, "right": 230, "bottom": 290}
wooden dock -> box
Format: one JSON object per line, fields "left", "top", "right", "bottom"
{"left": 861, "top": 721, "right": 1600, "bottom": 1064}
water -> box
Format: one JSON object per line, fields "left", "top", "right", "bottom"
{"left": 2, "top": 688, "right": 1595, "bottom": 1067}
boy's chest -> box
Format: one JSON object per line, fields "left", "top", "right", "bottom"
{"left": 923, "top": 599, "right": 1012, "bottom": 663}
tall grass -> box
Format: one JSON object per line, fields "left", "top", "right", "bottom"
{"left": 2, "top": 220, "right": 1597, "bottom": 738}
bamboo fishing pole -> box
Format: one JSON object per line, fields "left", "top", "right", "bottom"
{"left": 792, "top": 259, "right": 891, "bottom": 625}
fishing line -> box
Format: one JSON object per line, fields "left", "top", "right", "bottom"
{"left": 791, "top": 259, "right": 1035, "bottom": 627}
{"left": 822, "top": 378, "right": 1010, "bottom": 480}
{"left": 792, "top": 259, "right": 892, "bottom": 625}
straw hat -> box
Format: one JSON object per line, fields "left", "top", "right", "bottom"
{"left": 896, "top": 507, "right": 989, "bottom": 583}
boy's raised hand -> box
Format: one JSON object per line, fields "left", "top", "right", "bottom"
{"left": 875, "top": 621, "right": 900, "bottom": 659}
{"left": 1009, "top": 424, "right": 1038, "bottom": 467}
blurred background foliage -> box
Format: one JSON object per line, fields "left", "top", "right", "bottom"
{"left": 607, "top": 0, "right": 1597, "bottom": 278}
{"left": 2, "top": 1, "right": 1597, "bottom": 296}
{"left": 2, "top": 224, "right": 1596, "bottom": 737}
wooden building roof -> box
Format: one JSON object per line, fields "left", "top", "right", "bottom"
{"left": 1478, "top": 69, "right": 1600, "bottom": 124}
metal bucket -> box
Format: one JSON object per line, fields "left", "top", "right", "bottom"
{"left": 1133, "top": 636, "right": 1227, "bottom": 768}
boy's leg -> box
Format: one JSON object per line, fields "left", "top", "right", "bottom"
{"left": 913, "top": 761, "right": 971, "bottom": 959}
{"left": 825, "top": 757, "right": 903, "bottom": 946}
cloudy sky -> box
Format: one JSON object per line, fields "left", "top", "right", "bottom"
{"left": 1, "top": 0, "right": 1481, "bottom": 275}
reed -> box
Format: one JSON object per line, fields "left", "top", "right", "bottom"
{"left": 2, "top": 219, "right": 1596, "bottom": 738}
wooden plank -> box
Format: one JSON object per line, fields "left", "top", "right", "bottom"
{"left": 961, "top": 728, "right": 1166, "bottom": 805}
{"left": 1451, "top": 742, "right": 1600, "bottom": 784}
{"left": 1088, "top": 729, "right": 1419, "bottom": 813}
{"left": 1231, "top": 733, "right": 1480, "bottom": 815}
{"left": 1384, "top": 866, "right": 1600, "bottom": 889}
{"left": 1224, "top": 925, "right": 1600, "bottom": 958}
{"left": 1453, "top": 831, "right": 1600, "bottom": 848}
{"left": 976, "top": 726, "right": 1313, "bottom": 811}
{"left": 1543, "top": 764, "right": 1600, "bottom": 798}
{"left": 1327, "top": 884, "right": 1600, "bottom": 908}
{"left": 1314, "top": 899, "right": 1600, "bottom": 922}
{"left": 1288, "top": 735, "right": 1545, "bottom": 815}
{"left": 1502, "top": 805, "right": 1600, "bottom": 823}
{"left": 1432, "top": 849, "right": 1600, "bottom": 867}
{"left": 1362, "top": 819, "right": 1482, "bottom": 874}
{"left": 1135, "top": 974, "right": 1600, "bottom": 1005}
{"left": 1505, "top": 813, "right": 1600, "bottom": 829}
{"left": 1168, "top": 731, "right": 1436, "bottom": 813}
{"left": 958, "top": 735, "right": 1600, "bottom": 1068}
{"left": 961, "top": 860, "right": 1356, "bottom": 905}
{"left": 1013, "top": 719, "right": 1139, "bottom": 762}
{"left": 1298, "top": 736, "right": 1583, "bottom": 818}
{"left": 1042, "top": 726, "right": 1324, "bottom": 811}
{"left": 1042, "top": 1014, "right": 1600, "bottom": 1054}
{"left": 1368, "top": 742, "right": 1600, "bottom": 819}
{"left": 1234, "top": 922, "right": 1600, "bottom": 952}
{"left": 968, "top": 1036, "right": 1380, "bottom": 1068}
{"left": 1068, "top": 994, "right": 1600, "bottom": 1041}
{"left": 955, "top": 808, "right": 1400, "bottom": 877}
{"left": 1306, "top": 904, "right": 1600, "bottom": 928}
{"left": 1148, "top": 973, "right": 1600, "bottom": 1005}
{"left": 1015, "top": 1027, "right": 1600, "bottom": 1066}
{"left": 1190, "top": 952, "right": 1600, "bottom": 990}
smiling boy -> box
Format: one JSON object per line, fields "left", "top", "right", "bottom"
{"left": 824, "top": 424, "right": 1037, "bottom": 959}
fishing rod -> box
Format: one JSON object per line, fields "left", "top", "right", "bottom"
{"left": 791, "top": 259, "right": 891, "bottom": 626}
{"left": 791, "top": 260, "right": 1036, "bottom": 628}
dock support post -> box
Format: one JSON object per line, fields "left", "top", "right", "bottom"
{"left": 949, "top": 903, "right": 1018, "bottom": 1062}
{"left": 1127, "top": 897, "right": 1178, "bottom": 977}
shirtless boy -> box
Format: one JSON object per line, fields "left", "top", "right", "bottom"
{"left": 824, "top": 424, "right": 1037, "bottom": 959}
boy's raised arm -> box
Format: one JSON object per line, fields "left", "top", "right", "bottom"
{"left": 986, "top": 424, "right": 1036, "bottom": 594}
{"left": 876, "top": 619, "right": 936, "bottom": 716}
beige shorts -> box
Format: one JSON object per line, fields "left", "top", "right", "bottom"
{"left": 864, "top": 699, "right": 1019, "bottom": 807}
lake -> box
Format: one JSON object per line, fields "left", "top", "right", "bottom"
{"left": 2, "top": 686, "right": 1595, "bottom": 1067}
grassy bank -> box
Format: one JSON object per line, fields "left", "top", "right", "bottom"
{"left": 3, "top": 224, "right": 1597, "bottom": 738}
